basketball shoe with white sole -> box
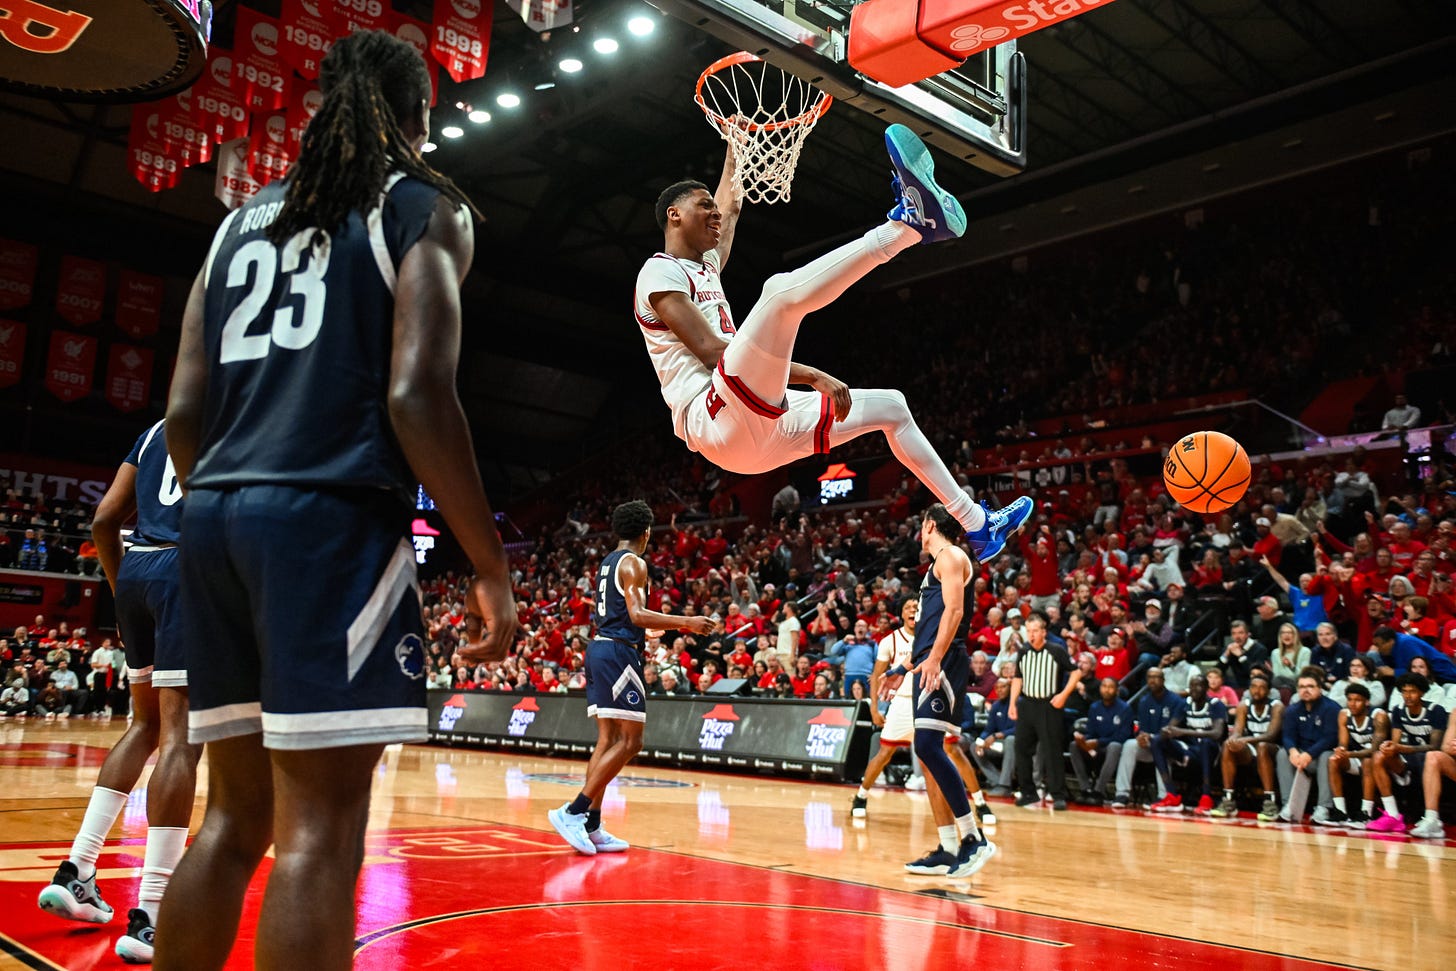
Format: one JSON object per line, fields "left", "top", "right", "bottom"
{"left": 114, "top": 908, "right": 155, "bottom": 964}
{"left": 588, "top": 827, "right": 629, "bottom": 853}
{"left": 548, "top": 805, "right": 597, "bottom": 855}
{"left": 37, "top": 861, "right": 113, "bottom": 924}
{"left": 885, "top": 125, "right": 966, "bottom": 244}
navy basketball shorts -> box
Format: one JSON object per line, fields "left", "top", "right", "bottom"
{"left": 113, "top": 546, "right": 184, "bottom": 687}
{"left": 912, "top": 648, "right": 969, "bottom": 735}
{"left": 585, "top": 638, "right": 647, "bottom": 723}
{"left": 180, "top": 485, "right": 427, "bottom": 750}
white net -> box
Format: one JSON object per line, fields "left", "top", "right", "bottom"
{"left": 695, "top": 53, "right": 832, "bottom": 205}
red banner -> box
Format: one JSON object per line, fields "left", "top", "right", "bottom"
{"left": 247, "top": 110, "right": 294, "bottom": 185}
{"left": 215, "top": 137, "right": 264, "bottom": 210}
{"left": 432, "top": 0, "right": 492, "bottom": 83}
{"left": 115, "top": 272, "right": 164, "bottom": 339}
{"left": 330, "top": 0, "right": 389, "bottom": 34}
{"left": 128, "top": 106, "right": 182, "bottom": 193}
{"left": 54, "top": 256, "right": 105, "bottom": 326}
{"left": 392, "top": 11, "right": 440, "bottom": 105}
{"left": 44, "top": 331, "right": 97, "bottom": 402}
{"left": 0, "top": 320, "right": 24, "bottom": 389}
{"left": 0, "top": 239, "right": 38, "bottom": 311}
{"left": 192, "top": 46, "right": 251, "bottom": 144}
{"left": 234, "top": 6, "right": 291, "bottom": 112}
{"left": 104, "top": 343, "right": 154, "bottom": 413}
{"left": 280, "top": 0, "right": 334, "bottom": 79}
{"left": 285, "top": 83, "right": 323, "bottom": 153}
{"left": 153, "top": 91, "right": 213, "bottom": 168}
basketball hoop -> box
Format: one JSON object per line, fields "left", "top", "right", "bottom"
{"left": 694, "top": 52, "right": 831, "bottom": 205}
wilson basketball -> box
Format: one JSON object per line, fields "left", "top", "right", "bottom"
{"left": 1162, "top": 431, "right": 1251, "bottom": 514}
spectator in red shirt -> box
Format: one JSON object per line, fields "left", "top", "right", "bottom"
{"left": 790, "top": 656, "right": 816, "bottom": 698}
{"left": 1401, "top": 597, "right": 1439, "bottom": 641}
{"left": 1385, "top": 521, "right": 1427, "bottom": 570}
{"left": 1360, "top": 548, "right": 1399, "bottom": 586}
{"left": 1252, "top": 517, "right": 1282, "bottom": 567}
{"left": 1094, "top": 628, "right": 1132, "bottom": 683}
{"left": 726, "top": 641, "right": 752, "bottom": 671}
{"left": 1191, "top": 548, "right": 1223, "bottom": 592}
{"left": 1019, "top": 526, "right": 1061, "bottom": 614}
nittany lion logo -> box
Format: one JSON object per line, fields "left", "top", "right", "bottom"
{"left": 930, "top": 698, "right": 946, "bottom": 713}
{"left": 625, "top": 690, "right": 640, "bottom": 706}
{"left": 395, "top": 634, "right": 425, "bottom": 679}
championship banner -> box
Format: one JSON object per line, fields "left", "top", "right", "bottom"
{"left": 54, "top": 256, "right": 105, "bottom": 326}
{"left": 246, "top": 110, "right": 294, "bottom": 185}
{"left": 103, "top": 344, "right": 154, "bottom": 413}
{"left": 234, "top": 6, "right": 290, "bottom": 112}
{"left": 431, "top": 0, "right": 491, "bottom": 83}
{"left": 279, "top": 0, "right": 335, "bottom": 79}
{"left": 128, "top": 105, "right": 182, "bottom": 192}
{"left": 115, "top": 272, "right": 164, "bottom": 339}
{"left": 153, "top": 90, "right": 213, "bottom": 167}
{"left": 330, "top": 0, "right": 389, "bottom": 34}
{"left": 0, "top": 320, "right": 24, "bottom": 389}
{"left": 285, "top": 84, "right": 323, "bottom": 153}
{"left": 192, "top": 46, "right": 251, "bottom": 144}
{"left": 43, "top": 331, "right": 97, "bottom": 403}
{"left": 0, "top": 238, "right": 38, "bottom": 311}
{"left": 391, "top": 11, "right": 439, "bottom": 105}
{"left": 505, "top": 0, "right": 574, "bottom": 34}
{"left": 214, "top": 137, "right": 263, "bottom": 210}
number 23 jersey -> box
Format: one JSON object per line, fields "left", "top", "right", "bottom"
{"left": 189, "top": 174, "right": 441, "bottom": 501}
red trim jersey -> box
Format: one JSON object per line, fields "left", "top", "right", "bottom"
{"left": 634, "top": 249, "right": 736, "bottom": 438}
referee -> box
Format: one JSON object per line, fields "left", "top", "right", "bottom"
{"left": 1009, "top": 614, "right": 1083, "bottom": 810}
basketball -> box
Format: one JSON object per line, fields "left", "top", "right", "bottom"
{"left": 1162, "top": 431, "right": 1251, "bottom": 514}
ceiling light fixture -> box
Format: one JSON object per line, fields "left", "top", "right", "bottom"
{"left": 440, "top": 126, "right": 463, "bottom": 139}
{"left": 422, "top": 141, "right": 438, "bottom": 153}
{"left": 497, "top": 92, "right": 521, "bottom": 108}
{"left": 628, "top": 16, "right": 654, "bottom": 36}
{"left": 593, "top": 37, "right": 619, "bottom": 54}
{"left": 559, "top": 57, "right": 583, "bottom": 73}
{"left": 468, "top": 109, "right": 491, "bottom": 123}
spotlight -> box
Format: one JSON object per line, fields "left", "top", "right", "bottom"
{"left": 497, "top": 92, "right": 521, "bottom": 108}
{"left": 422, "top": 142, "right": 438, "bottom": 153}
{"left": 468, "top": 109, "right": 491, "bottom": 123}
{"left": 559, "top": 57, "right": 583, "bottom": 73}
{"left": 593, "top": 37, "right": 619, "bottom": 54}
{"left": 628, "top": 15, "right": 654, "bottom": 36}
{"left": 534, "top": 82, "right": 556, "bottom": 91}
{"left": 440, "top": 125, "right": 463, "bottom": 138}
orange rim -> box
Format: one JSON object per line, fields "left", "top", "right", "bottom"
{"left": 694, "top": 51, "right": 832, "bottom": 133}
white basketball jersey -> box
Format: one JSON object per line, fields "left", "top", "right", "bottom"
{"left": 633, "top": 249, "right": 737, "bottom": 438}
{"left": 876, "top": 627, "right": 915, "bottom": 698}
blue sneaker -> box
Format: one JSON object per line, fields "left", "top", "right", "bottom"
{"left": 885, "top": 124, "right": 966, "bottom": 243}
{"left": 948, "top": 837, "right": 997, "bottom": 878}
{"left": 903, "top": 848, "right": 957, "bottom": 875}
{"left": 548, "top": 804, "right": 597, "bottom": 855}
{"left": 965, "top": 496, "right": 1034, "bottom": 561}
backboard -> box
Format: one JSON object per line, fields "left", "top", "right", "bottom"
{"left": 647, "top": 0, "right": 1026, "bottom": 175}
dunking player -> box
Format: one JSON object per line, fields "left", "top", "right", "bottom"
{"left": 155, "top": 32, "right": 515, "bottom": 971}
{"left": 37, "top": 420, "right": 201, "bottom": 963}
{"left": 852, "top": 597, "right": 995, "bottom": 829}
{"left": 636, "top": 126, "right": 1031, "bottom": 559}
{"left": 881, "top": 506, "right": 997, "bottom": 878}
{"left": 549, "top": 500, "right": 720, "bottom": 853}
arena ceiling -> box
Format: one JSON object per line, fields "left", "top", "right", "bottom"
{"left": 0, "top": 0, "right": 1451, "bottom": 488}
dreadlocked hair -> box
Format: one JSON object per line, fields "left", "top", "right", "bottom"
{"left": 267, "top": 30, "right": 480, "bottom": 244}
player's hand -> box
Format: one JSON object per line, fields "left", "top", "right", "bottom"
{"left": 914, "top": 659, "right": 943, "bottom": 694}
{"left": 685, "top": 616, "right": 720, "bottom": 636}
{"left": 810, "top": 370, "right": 853, "bottom": 421}
{"left": 878, "top": 672, "right": 904, "bottom": 702}
{"left": 1051, "top": 694, "right": 1067, "bottom": 710}
{"left": 460, "top": 575, "right": 517, "bottom": 664}
{"left": 871, "top": 707, "right": 885, "bottom": 728}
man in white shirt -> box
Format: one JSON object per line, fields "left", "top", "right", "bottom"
{"left": 776, "top": 602, "right": 801, "bottom": 668}
{"left": 1381, "top": 394, "right": 1421, "bottom": 430}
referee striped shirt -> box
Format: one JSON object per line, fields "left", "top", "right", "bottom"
{"left": 1015, "top": 643, "right": 1074, "bottom": 699}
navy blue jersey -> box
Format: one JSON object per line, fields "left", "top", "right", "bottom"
{"left": 1344, "top": 710, "right": 1376, "bottom": 751}
{"left": 1244, "top": 699, "right": 1278, "bottom": 738}
{"left": 1391, "top": 702, "right": 1447, "bottom": 748}
{"left": 123, "top": 420, "right": 183, "bottom": 546}
{"left": 1182, "top": 698, "right": 1227, "bottom": 735}
{"left": 594, "top": 549, "right": 645, "bottom": 647}
{"left": 912, "top": 551, "right": 971, "bottom": 665}
{"left": 188, "top": 174, "right": 442, "bottom": 501}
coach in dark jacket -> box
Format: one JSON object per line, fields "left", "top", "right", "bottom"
{"left": 1275, "top": 666, "right": 1341, "bottom": 820}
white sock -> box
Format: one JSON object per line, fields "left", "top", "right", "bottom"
{"left": 1381, "top": 796, "right": 1399, "bottom": 816}
{"left": 955, "top": 494, "right": 987, "bottom": 533}
{"left": 870, "top": 222, "right": 919, "bottom": 260}
{"left": 938, "top": 824, "right": 958, "bottom": 854}
{"left": 1423, "top": 810, "right": 1441, "bottom": 825}
{"left": 137, "top": 827, "right": 188, "bottom": 924}
{"left": 955, "top": 810, "right": 980, "bottom": 842}
{"left": 856, "top": 786, "right": 869, "bottom": 799}
{"left": 68, "top": 787, "right": 128, "bottom": 880}
{"left": 970, "top": 788, "right": 987, "bottom": 807}
{"left": 1333, "top": 796, "right": 1346, "bottom": 812}
{"left": 1361, "top": 799, "right": 1374, "bottom": 816}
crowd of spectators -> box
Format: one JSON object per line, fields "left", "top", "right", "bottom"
{"left": 0, "top": 615, "right": 129, "bottom": 719}
{"left": 0, "top": 490, "right": 101, "bottom": 575}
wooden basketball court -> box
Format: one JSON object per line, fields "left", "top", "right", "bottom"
{"left": 0, "top": 720, "right": 1447, "bottom": 969}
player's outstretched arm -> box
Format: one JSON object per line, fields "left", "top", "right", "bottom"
{"left": 649, "top": 291, "right": 730, "bottom": 370}
{"left": 90, "top": 461, "right": 138, "bottom": 594}
{"left": 389, "top": 196, "right": 516, "bottom": 664}
{"left": 712, "top": 141, "right": 743, "bottom": 270}
{"left": 620, "top": 555, "right": 720, "bottom": 636}
{"left": 164, "top": 269, "right": 210, "bottom": 485}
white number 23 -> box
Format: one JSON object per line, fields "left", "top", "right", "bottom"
{"left": 219, "top": 231, "right": 332, "bottom": 363}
